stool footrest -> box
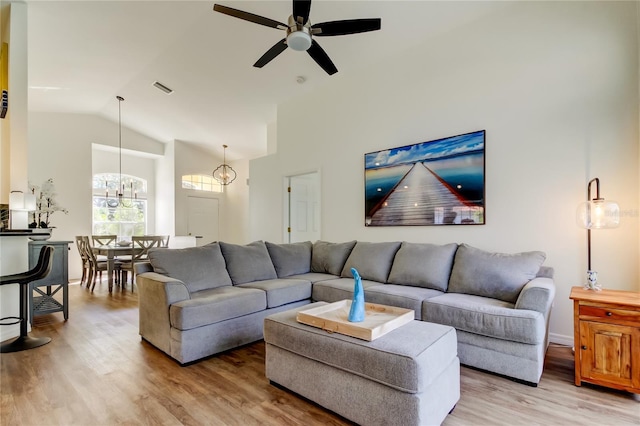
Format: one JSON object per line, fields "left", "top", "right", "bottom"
{"left": 0, "top": 316, "right": 22, "bottom": 326}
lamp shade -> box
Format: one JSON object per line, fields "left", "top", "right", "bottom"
{"left": 9, "top": 191, "right": 24, "bottom": 210}
{"left": 576, "top": 199, "right": 620, "bottom": 229}
{"left": 9, "top": 191, "right": 37, "bottom": 212}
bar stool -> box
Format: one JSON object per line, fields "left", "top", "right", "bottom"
{"left": 0, "top": 245, "right": 55, "bottom": 353}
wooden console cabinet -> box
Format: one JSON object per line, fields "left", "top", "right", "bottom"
{"left": 570, "top": 286, "right": 640, "bottom": 394}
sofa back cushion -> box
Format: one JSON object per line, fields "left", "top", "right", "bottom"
{"left": 448, "top": 244, "right": 546, "bottom": 303}
{"left": 219, "top": 241, "right": 278, "bottom": 284}
{"left": 148, "top": 243, "right": 232, "bottom": 293}
{"left": 311, "top": 240, "right": 357, "bottom": 276}
{"left": 387, "top": 242, "right": 458, "bottom": 291}
{"left": 341, "top": 241, "right": 402, "bottom": 282}
{"left": 265, "top": 241, "right": 312, "bottom": 277}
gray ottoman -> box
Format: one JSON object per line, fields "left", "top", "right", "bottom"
{"left": 264, "top": 302, "right": 460, "bottom": 426}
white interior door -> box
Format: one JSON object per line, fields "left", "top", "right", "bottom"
{"left": 287, "top": 172, "right": 320, "bottom": 243}
{"left": 187, "top": 196, "right": 219, "bottom": 246}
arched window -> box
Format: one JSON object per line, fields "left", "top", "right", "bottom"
{"left": 92, "top": 173, "right": 147, "bottom": 237}
{"left": 181, "top": 174, "right": 223, "bottom": 193}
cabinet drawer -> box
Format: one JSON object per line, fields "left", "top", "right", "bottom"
{"left": 579, "top": 305, "right": 640, "bottom": 324}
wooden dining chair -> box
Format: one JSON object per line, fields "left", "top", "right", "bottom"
{"left": 83, "top": 236, "right": 123, "bottom": 291}
{"left": 91, "top": 235, "right": 117, "bottom": 246}
{"left": 74, "top": 236, "right": 90, "bottom": 286}
{"left": 120, "top": 236, "right": 163, "bottom": 288}
{"left": 91, "top": 234, "right": 117, "bottom": 262}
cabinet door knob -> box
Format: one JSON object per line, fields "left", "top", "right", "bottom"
{"left": 606, "top": 312, "right": 612, "bottom": 316}
{"left": 581, "top": 345, "right": 587, "bottom": 350}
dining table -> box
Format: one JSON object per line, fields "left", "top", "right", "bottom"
{"left": 91, "top": 244, "right": 141, "bottom": 292}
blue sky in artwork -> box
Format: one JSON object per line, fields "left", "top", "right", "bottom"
{"left": 365, "top": 130, "right": 485, "bottom": 169}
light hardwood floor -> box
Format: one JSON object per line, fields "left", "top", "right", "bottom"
{"left": 1, "top": 282, "right": 638, "bottom": 425}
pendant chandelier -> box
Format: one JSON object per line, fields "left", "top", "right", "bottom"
{"left": 213, "top": 144, "right": 237, "bottom": 186}
{"left": 105, "top": 95, "right": 137, "bottom": 207}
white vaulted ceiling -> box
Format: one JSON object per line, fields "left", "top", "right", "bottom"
{"left": 26, "top": 0, "right": 508, "bottom": 160}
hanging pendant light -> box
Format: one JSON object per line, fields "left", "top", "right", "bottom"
{"left": 105, "top": 96, "right": 137, "bottom": 207}
{"left": 213, "top": 144, "right": 237, "bottom": 186}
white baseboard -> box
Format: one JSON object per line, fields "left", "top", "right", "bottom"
{"left": 549, "top": 332, "right": 573, "bottom": 347}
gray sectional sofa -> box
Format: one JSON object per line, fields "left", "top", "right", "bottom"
{"left": 136, "top": 240, "right": 555, "bottom": 384}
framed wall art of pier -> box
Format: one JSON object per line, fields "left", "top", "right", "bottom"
{"left": 364, "top": 130, "right": 485, "bottom": 226}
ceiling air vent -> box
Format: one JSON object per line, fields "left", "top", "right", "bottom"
{"left": 152, "top": 81, "right": 173, "bottom": 94}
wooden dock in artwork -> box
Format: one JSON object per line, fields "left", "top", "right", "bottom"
{"left": 368, "top": 162, "right": 476, "bottom": 226}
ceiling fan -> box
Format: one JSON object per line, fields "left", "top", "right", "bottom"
{"left": 213, "top": 0, "right": 381, "bottom": 75}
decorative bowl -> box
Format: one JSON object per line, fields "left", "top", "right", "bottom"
{"left": 28, "top": 229, "right": 52, "bottom": 241}
{"left": 117, "top": 240, "right": 132, "bottom": 247}
{"left": 28, "top": 234, "right": 52, "bottom": 241}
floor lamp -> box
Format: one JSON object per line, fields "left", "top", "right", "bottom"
{"left": 575, "top": 177, "right": 619, "bottom": 290}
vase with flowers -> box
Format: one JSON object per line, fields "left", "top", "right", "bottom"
{"left": 27, "top": 178, "right": 68, "bottom": 239}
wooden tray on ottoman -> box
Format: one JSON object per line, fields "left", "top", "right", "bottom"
{"left": 296, "top": 300, "right": 414, "bottom": 341}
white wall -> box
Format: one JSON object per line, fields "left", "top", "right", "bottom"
{"left": 173, "top": 140, "right": 224, "bottom": 239}
{"left": 173, "top": 140, "right": 249, "bottom": 243}
{"left": 225, "top": 157, "right": 250, "bottom": 243}
{"left": 29, "top": 112, "right": 165, "bottom": 279}
{"left": 250, "top": 1, "right": 640, "bottom": 344}
{"left": 155, "top": 140, "right": 174, "bottom": 237}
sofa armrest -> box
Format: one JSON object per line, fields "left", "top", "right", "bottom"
{"left": 137, "top": 272, "right": 190, "bottom": 355}
{"left": 134, "top": 261, "right": 153, "bottom": 274}
{"left": 515, "top": 277, "right": 556, "bottom": 315}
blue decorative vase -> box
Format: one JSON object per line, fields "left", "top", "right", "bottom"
{"left": 348, "top": 267, "right": 365, "bottom": 322}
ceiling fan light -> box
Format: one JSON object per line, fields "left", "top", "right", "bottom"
{"left": 287, "top": 31, "right": 312, "bottom": 51}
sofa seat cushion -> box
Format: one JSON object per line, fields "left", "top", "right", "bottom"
{"left": 448, "top": 244, "right": 546, "bottom": 303}
{"left": 312, "top": 278, "right": 380, "bottom": 303}
{"left": 341, "top": 241, "right": 401, "bottom": 283}
{"left": 422, "top": 293, "right": 545, "bottom": 345}
{"left": 365, "top": 285, "right": 444, "bottom": 320}
{"left": 237, "top": 279, "right": 311, "bottom": 308}
{"left": 148, "top": 243, "right": 232, "bottom": 293}
{"left": 285, "top": 272, "right": 339, "bottom": 283}
{"left": 220, "top": 241, "right": 277, "bottom": 284}
{"left": 311, "top": 241, "right": 357, "bottom": 275}
{"left": 266, "top": 241, "right": 312, "bottom": 277}
{"left": 170, "top": 286, "right": 266, "bottom": 331}
{"left": 387, "top": 242, "right": 458, "bottom": 291}
{"left": 264, "top": 302, "right": 458, "bottom": 393}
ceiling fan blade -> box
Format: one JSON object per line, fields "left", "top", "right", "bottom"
{"left": 213, "top": 4, "right": 286, "bottom": 29}
{"left": 293, "top": 0, "right": 312, "bottom": 24}
{"left": 312, "top": 18, "right": 381, "bottom": 36}
{"left": 254, "top": 39, "right": 288, "bottom": 68}
{"left": 307, "top": 40, "right": 337, "bottom": 75}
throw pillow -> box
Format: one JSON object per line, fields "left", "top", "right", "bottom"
{"left": 341, "top": 241, "right": 402, "bottom": 283}
{"left": 219, "top": 241, "right": 277, "bottom": 285}
{"left": 448, "top": 243, "right": 546, "bottom": 303}
{"left": 311, "top": 240, "right": 357, "bottom": 276}
{"left": 387, "top": 242, "right": 458, "bottom": 291}
{"left": 265, "top": 241, "right": 312, "bottom": 277}
{"left": 147, "top": 243, "right": 232, "bottom": 293}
